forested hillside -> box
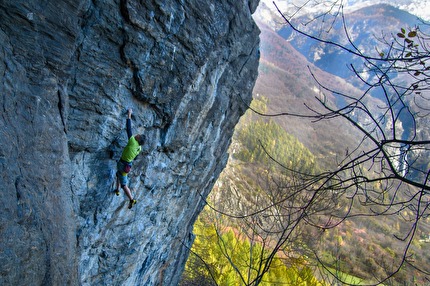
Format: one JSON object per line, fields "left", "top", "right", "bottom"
{"left": 181, "top": 97, "right": 430, "bottom": 285}
{"left": 181, "top": 99, "right": 326, "bottom": 285}
{"left": 181, "top": 2, "right": 429, "bottom": 285}
{"left": 253, "top": 22, "right": 367, "bottom": 165}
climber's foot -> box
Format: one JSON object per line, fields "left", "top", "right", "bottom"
{"left": 128, "top": 199, "right": 137, "bottom": 209}
{"left": 114, "top": 189, "right": 120, "bottom": 196}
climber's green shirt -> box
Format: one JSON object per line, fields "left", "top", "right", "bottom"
{"left": 120, "top": 136, "right": 142, "bottom": 163}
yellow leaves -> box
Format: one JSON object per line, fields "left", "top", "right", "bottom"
{"left": 183, "top": 211, "right": 326, "bottom": 285}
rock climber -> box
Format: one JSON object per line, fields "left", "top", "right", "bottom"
{"left": 115, "top": 108, "right": 145, "bottom": 209}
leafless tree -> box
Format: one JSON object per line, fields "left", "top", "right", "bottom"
{"left": 251, "top": 2, "right": 430, "bottom": 284}
{"left": 183, "top": 2, "right": 430, "bottom": 285}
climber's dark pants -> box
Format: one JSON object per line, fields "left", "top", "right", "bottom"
{"left": 116, "top": 160, "right": 132, "bottom": 187}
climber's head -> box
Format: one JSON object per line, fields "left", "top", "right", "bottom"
{"left": 135, "top": 134, "right": 146, "bottom": 145}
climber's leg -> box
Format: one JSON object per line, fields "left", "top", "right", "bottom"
{"left": 122, "top": 184, "right": 133, "bottom": 201}
{"left": 114, "top": 175, "right": 120, "bottom": 196}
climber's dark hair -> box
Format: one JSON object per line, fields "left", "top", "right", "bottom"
{"left": 135, "top": 134, "right": 146, "bottom": 145}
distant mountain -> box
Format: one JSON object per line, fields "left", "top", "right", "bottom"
{"left": 253, "top": 2, "right": 429, "bottom": 174}
{"left": 277, "top": 4, "right": 427, "bottom": 83}
{"left": 344, "top": 0, "right": 430, "bottom": 21}
{"left": 217, "top": 4, "right": 430, "bottom": 284}
{"left": 253, "top": 20, "right": 371, "bottom": 163}
{"left": 260, "top": 0, "right": 430, "bottom": 22}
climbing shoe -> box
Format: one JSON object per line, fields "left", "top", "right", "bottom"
{"left": 114, "top": 189, "right": 120, "bottom": 196}
{"left": 128, "top": 199, "right": 137, "bottom": 209}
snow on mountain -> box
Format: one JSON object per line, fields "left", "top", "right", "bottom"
{"left": 260, "top": 0, "right": 430, "bottom": 21}
{"left": 345, "top": 0, "right": 430, "bottom": 20}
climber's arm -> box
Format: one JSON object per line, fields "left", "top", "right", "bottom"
{"left": 126, "top": 109, "right": 132, "bottom": 139}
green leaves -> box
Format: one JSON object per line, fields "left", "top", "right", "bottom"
{"left": 397, "top": 28, "right": 406, "bottom": 38}
{"left": 397, "top": 28, "right": 416, "bottom": 39}
{"left": 397, "top": 27, "right": 419, "bottom": 50}
{"left": 395, "top": 27, "right": 429, "bottom": 82}
{"left": 408, "top": 30, "right": 417, "bottom": 38}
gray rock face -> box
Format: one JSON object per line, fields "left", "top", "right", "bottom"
{"left": 0, "top": 0, "right": 260, "bottom": 285}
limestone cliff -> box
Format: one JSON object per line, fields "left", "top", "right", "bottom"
{"left": 0, "top": 0, "right": 260, "bottom": 285}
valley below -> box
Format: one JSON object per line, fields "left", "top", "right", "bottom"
{"left": 181, "top": 2, "right": 430, "bottom": 285}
